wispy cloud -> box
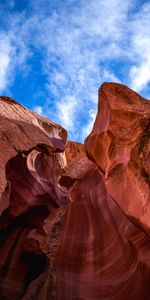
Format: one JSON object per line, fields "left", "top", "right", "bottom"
{"left": 0, "top": 0, "right": 150, "bottom": 141}
{"left": 82, "top": 109, "right": 97, "bottom": 141}
{"left": 33, "top": 105, "right": 44, "bottom": 115}
{"left": 129, "top": 3, "right": 150, "bottom": 92}
{"left": 0, "top": 34, "right": 14, "bottom": 93}
{"left": 55, "top": 95, "right": 77, "bottom": 130}
{"left": 32, "top": 0, "right": 128, "bottom": 139}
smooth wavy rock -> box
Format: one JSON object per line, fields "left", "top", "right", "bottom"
{"left": 0, "top": 96, "right": 67, "bottom": 215}
{"left": 0, "top": 83, "right": 149, "bottom": 300}
{"left": 85, "top": 82, "right": 150, "bottom": 234}
{"left": 55, "top": 161, "right": 150, "bottom": 300}
{"left": 0, "top": 96, "right": 68, "bottom": 299}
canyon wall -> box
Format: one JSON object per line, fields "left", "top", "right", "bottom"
{"left": 0, "top": 83, "right": 149, "bottom": 300}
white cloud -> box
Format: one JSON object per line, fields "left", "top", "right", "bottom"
{"left": 0, "top": 34, "right": 14, "bottom": 93}
{"left": 129, "top": 3, "right": 150, "bottom": 92}
{"left": 130, "top": 62, "right": 150, "bottom": 92}
{"left": 55, "top": 95, "right": 77, "bottom": 130}
{"left": 82, "top": 109, "right": 97, "bottom": 140}
{"left": 0, "top": 11, "right": 31, "bottom": 94}
{"left": 32, "top": 0, "right": 128, "bottom": 139}
{"left": 1, "top": 0, "right": 150, "bottom": 141}
{"left": 33, "top": 105, "right": 44, "bottom": 115}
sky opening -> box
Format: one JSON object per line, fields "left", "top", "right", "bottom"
{"left": 0, "top": 0, "right": 150, "bottom": 141}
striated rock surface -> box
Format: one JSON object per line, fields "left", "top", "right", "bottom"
{"left": 85, "top": 83, "right": 150, "bottom": 234}
{"left": 0, "top": 83, "right": 149, "bottom": 300}
{"left": 0, "top": 96, "right": 68, "bottom": 299}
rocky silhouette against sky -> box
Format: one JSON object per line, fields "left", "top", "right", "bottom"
{"left": 0, "top": 0, "right": 150, "bottom": 140}
{"left": 0, "top": 82, "right": 149, "bottom": 300}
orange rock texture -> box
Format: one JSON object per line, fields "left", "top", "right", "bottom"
{"left": 0, "top": 83, "right": 149, "bottom": 300}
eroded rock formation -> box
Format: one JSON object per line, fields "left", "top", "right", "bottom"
{"left": 0, "top": 83, "right": 149, "bottom": 300}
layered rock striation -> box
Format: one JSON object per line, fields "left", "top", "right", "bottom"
{"left": 0, "top": 83, "right": 149, "bottom": 300}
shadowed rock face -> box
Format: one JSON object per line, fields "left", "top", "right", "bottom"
{"left": 0, "top": 97, "right": 68, "bottom": 299}
{"left": 0, "top": 83, "right": 149, "bottom": 300}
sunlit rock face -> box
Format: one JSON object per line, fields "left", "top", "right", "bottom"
{"left": 85, "top": 83, "right": 150, "bottom": 234}
{"left": 0, "top": 83, "right": 149, "bottom": 300}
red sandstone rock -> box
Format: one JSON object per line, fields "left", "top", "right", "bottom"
{"left": 85, "top": 83, "right": 150, "bottom": 234}
{"left": 0, "top": 97, "right": 67, "bottom": 215}
{"left": 65, "top": 140, "right": 85, "bottom": 164}
{"left": 0, "top": 96, "right": 68, "bottom": 299}
{"left": 0, "top": 84, "right": 149, "bottom": 300}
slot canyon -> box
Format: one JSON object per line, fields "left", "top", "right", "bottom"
{"left": 0, "top": 82, "right": 149, "bottom": 300}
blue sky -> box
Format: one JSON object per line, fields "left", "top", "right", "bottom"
{"left": 0, "top": 0, "right": 150, "bottom": 142}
